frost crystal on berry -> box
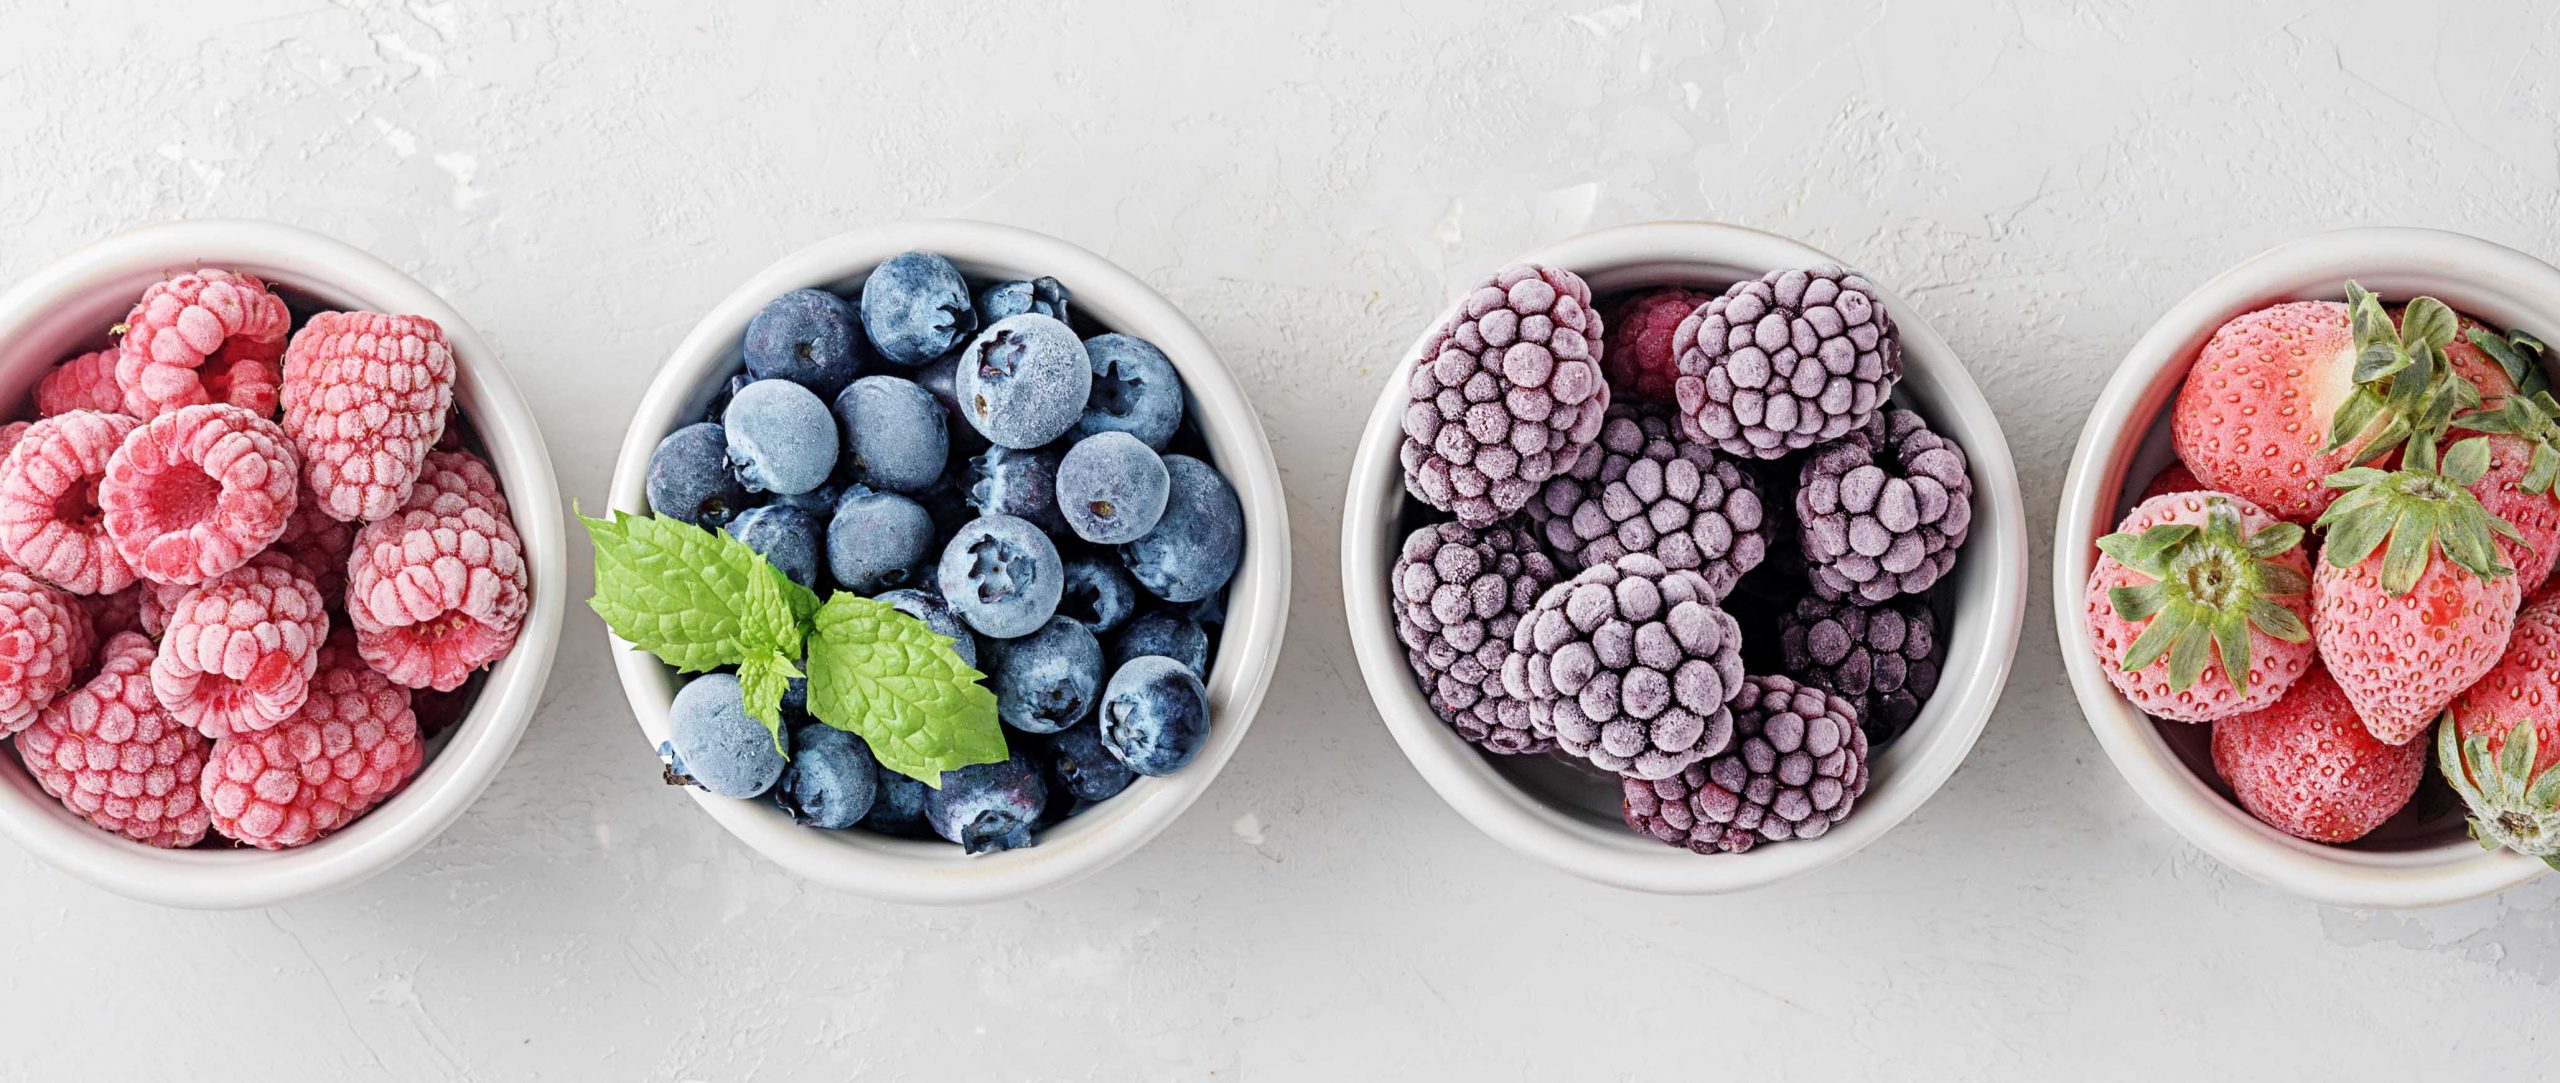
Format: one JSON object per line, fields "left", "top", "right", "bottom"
{"left": 202, "top": 635, "right": 421, "bottom": 849}
{"left": 1797, "top": 408, "right": 1973, "bottom": 603}
{"left": 114, "top": 269, "right": 291, "bottom": 420}
{"left": 1399, "top": 263, "right": 1610, "bottom": 526}
{"left": 152, "top": 555, "right": 329, "bottom": 739}
{"left": 0, "top": 569, "right": 86, "bottom": 737}
{"left": 1673, "top": 265, "right": 1899, "bottom": 459}
{"left": 280, "top": 312, "right": 458, "bottom": 523}
{"left": 1525, "top": 401, "right": 1767, "bottom": 598}
{"left": 18, "top": 632, "right": 210, "bottom": 847}
{"left": 1391, "top": 521, "right": 1561, "bottom": 755}
{"left": 100, "top": 403, "right": 299, "bottom": 586}
{"left": 346, "top": 500, "right": 530, "bottom": 691}
{"left": 36, "top": 350, "right": 126, "bottom": 417}
{"left": 1504, "top": 553, "right": 1744, "bottom": 779}
{"left": 0, "top": 410, "right": 141, "bottom": 594}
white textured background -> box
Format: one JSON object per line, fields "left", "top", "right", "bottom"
{"left": 4, "top": 1, "right": 2559, "bottom": 1078}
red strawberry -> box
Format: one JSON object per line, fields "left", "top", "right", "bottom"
{"left": 2442, "top": 325, "right": 2560, "bottom": 592}
{"left": 2083, "top": 490, "right": 2315, "bottom": 722}
{"left": 2136, "top": 461, "right": 2203, "bottom": 503}
{"left": 2212, "top": 664, "right": 2424, "bottom": 844}
{"left": 2437, "top": 586, "right": 2560, "bottom": 866}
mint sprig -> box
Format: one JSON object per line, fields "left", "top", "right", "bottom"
{"left": 807, "top": 593, "right": 1006, "bottom": 788}
{"left": 584, "top": 509, "right": 803, "bottom": 674}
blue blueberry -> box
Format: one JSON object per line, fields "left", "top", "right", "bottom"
{"left": 724, "top": 379, "right": 838, "bottom": 496}
{"left": 768, "top": 482, "right": 840, "bottom": 517}
{"left": 728, "top": 505, "right": 820, "bottom": 590}
{"left": 938, "top": 515, "right": 1064, "bottom": 639}
{"left": 704, "top": 372, "right": 756, "bottom": 424}
{"left": 915, "top": 352, "right": 987, "bottom": 454}
{"left": 987, "top": 616, "right": 1103, "bottom": 734}
{"left": 1057, "top": 431, "right": 1170, "bottom": 545}
{"left": 1111, "top": 612, "right": 1210, "bottom": 676}
{"left": 861, "top": 251, "right": 977, "bottom": 366}
{"left": 965, "top": 445, "right": 1067, "bottom": 535}
{"left": 861, "top": 763, "right": 933, "bottom": 838}
{"left": 832, "top": 375, "right": 948, "bottom": 495}
{"left": 976, "top": 276, "right": 1070, "bottom": 325}
{"left": 1072, "top": 333, "right": 1184, "bottom": 450}
{"left": 925, "top": 753, "right": 1050, "bottom": 854}
{"left": 827, "top": 487, "right": 933, "bottom": 593}
{"left": 647, "top": 422, "right": 750, "bottom": 528}
{"left": 773, "top": 724, "right": 879, "bottom": 829}
{"left": 743, "top": 288, "right": 865, "bottom": 396}
{"left": 1041, "top": 723, "right": 1135, "bottom": 804}
{"left": 1097, "top": 656, "right": 1211, "bottom": 776}
{"left": 958, "top": 314, "right": 1091, "bottom": 449}
{"left": 667, "top": 673, "right": 788, "bottom": 798}
{"left": 875, "top": 587, "right": 979, "bottom": 669}
{"left": 1121, "top": 455, "right": 1243, "bottom": 603}
{"left": 1059, "top": 553, "right": 1138, "bottom": 635}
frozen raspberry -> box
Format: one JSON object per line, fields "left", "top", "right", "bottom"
{"left": 1637, "top": 674, "right": 1870, "bottom": 853}
{"left": 402, "top": 448, "right": 511, "bottom": 519}
{"left": 280, "top": 312, "right": 457, "bottom": 523}
{"left": 136, "top": 578, "right": 189, "bottom": 638}
{"left": 36, "top": 350, "right": 127, "bottom": 417}
{"left": 100, "top": 404, "right": 298, "bottom": 586}
{"left": 1601, "top": 287, "right": 1714, "bottom": 402}
{"left": 1399, "top": 264, "right": 1610, "bottom": 526}
{"left": 1798, "top": 408, "right": 1974, "bottom": 603}
{"left": 114, "top": 269, "right": 291, "bottom": 420}
{"left": 1392, "top": 521, "right": 1563, "bottom": 755}
{"left": 0, "top": 421, "right": 28, "bottom": 462}
{"left": 16, "top": 632, "right": 210, "bottom": 847}
{"left": 347, "top": 501, "right": 530, "bottom": 691}
{"left": 152, "top": 556, "right": 329, "bottom": 739}
{"left": 1674, "top": 266, "right": 1900, "bottom": 459}
{"left": 0, "top": 411, "right": 142, "bottom": 594}
{"left": 274, "top": 494, "right": 357, "bottom": 601}
{"left": 1524, "top": 401, "right": 1768, "bottom": 598}
{"left": 1778, "top": 594, "right": 1942, "bottom": 747}
{"left": 202, "top": 634, "right": 422, "bottom": 849}
{"left": 0, "top": 569, "right": 86, "bottom": 736}
{"left": 1504, "top": 553, "right": 1744, "bottom": 779}
{"left": 79, "top": 586, "right": 145, "bottom": 645}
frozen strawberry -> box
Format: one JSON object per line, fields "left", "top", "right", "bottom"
{"left": 2212, "top": 664, "right": 2423, "bottom": 844}
{"left": 2137, "top": 461, "right": 2204, "bottom": 503}
{"left": 2083, "top": 490, "right": 2315, "bottom": 722}
{"left": 98, "top": 403, "right": 298, "bottom": 586}
{"left": 280, "top": 312, "right": 456, "bottom": 523}
{"left": 0, "top": 411, "right": 142, "bottom": 594}
{"left": 114, "top": 269, "right": 291, "bottom": 420}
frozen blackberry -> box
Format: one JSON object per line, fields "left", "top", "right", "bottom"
{"left": 1523, "top": 401, "right": 1767, "bottom": 598}
{"left": 1390, "top": 521, "right": 1561, "bottom": 755}
{"left": 1797, "top": 408, "right": 1973, "bottom": 603}
{"left": 1399, "top": 264, "right": 1610, "bottom": 527}
{"left": 1672, "top": 266, "right": 1899, "bottom": 459}
{"left": 1503, "top": 553, "right": 1743, "bottom": 779}
{"left": 1658, "top": 674, "right": 1869, "bottom": 853}
{"left": 1778, "top": 595, "right": 1941, "bottom": 747}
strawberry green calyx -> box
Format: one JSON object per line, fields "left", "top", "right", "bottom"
{"left": 2439, "top": 714, "right": 2560, "bottom": 868}
{"left": 2454, "top": 388, "right": 2560, "bottom": 497}
{"left": 2096, "top": 496, "right": 2310, "bottom": 694}
{"left": 2466, "top": 325, "right": 2550, "bottom": 397}
{"left": 2317, "top": 434, "right": 2521, "bottom": 594}
{"left": 2324, "top": 284, "right": 2481, "bottom": 463}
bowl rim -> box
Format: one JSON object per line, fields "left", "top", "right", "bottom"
{"left": 1340, "top": 220, "right": 2030, "bottom": 893}
{"left": 605, "top": 218, "right": 1292, "bottom": 906}
{"left": 0, "top": 218, "right": 567, "bottom": 908}
{"left": 2055, "top": 225, "right": 2553, "bottom": 909}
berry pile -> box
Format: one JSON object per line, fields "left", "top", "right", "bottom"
{"left": 0, "top": 270, "right": 525, "bottom": 850}
{"left": 1392, "top": 264, "right": 1976, "bottom": 856}
{"left": 641, "top": 253, "right": 1242, "bottom": 854}
{"left": 2088, "top": 282, "right": 2560, "bottom": 856}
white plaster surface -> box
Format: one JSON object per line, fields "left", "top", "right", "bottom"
{"left": 4, "top": 1, "right": 2560, "bottom": 1078}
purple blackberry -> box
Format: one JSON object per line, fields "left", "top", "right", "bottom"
{"left": 1778, "top": 594, "right": 1941, "bottom": 747}
{"left": 1626, "top": 674, "right": 1867, "bottom": 854}
{"left": 1796, "top": 407, "right": 1973, "bottom": 603}
{"left": 1672, "top": 266, "right": 1899, "bottom": 459}
{"left": 1399, "top": 264, "right": 1610, "bottom": 527}
{"left": 1523, "top": 401, "right": 1768, "bottom": 599}
{"left": 1391, "top": 521, "right": 1561, "bottom": 755}
{"left": 1502, "top": 553, "right": 1743, "bottom": 779}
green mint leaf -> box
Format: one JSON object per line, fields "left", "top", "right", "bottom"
{"left": 581, "top": 510, "right": 805, "bottom": 672}
{"left": 737, "top": 649, "right": 800, "bottom": 753}
{"left": 805, "top": 593, "right": 1006, "bottom": 788}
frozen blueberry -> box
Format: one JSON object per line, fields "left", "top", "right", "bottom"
{"left": 861, "top": 763, "right": 933, "bottom": 838}
{"left": 925, "top": 752, "right": 1050, "bottom": 854}
{"left": 915, "top": 352, "right": 986, "bottom": 454}
{"left": 1072, "top": 333, "right": 1185, "bottom": 451}
{"left": 773, "top": 724, "right": 879, "bottom": 829}
{"left": 705, "top": 372, "right": 757, "bottom": 424}
{"left": 1059, "top": 552, "right": 1138, "bottom": 635}
{"left": 861, "top": 251, "right": 978, "bottom": 366}
{"left": 965, "top": 445, "right": 1068, "bottom": 535}
{"left": 938, "top": 514, "right": 1065, "bottom": 639}
{"left": 647, "top": 422, "right": 751, "bottom": 528}
{"left": 1111, "top": 611, "right": 1210, "bottom": 676}
{"left": 728, "top": 505, "right": 821, "bottom": 590}
{"left": 1057, "top": 431, "right": 1171, "bottom": 545}
{"left": 987, "top": 616, "right": 1104, "bottom": 734}
{"left": 769, "top": 482, "right": 841, "bottom": 517}
{"left": 875, "top": 587, "right": 980, "bottom": 669}
{"left": 666, "top": 673, "right": 787, "bottom": 798}
{"left": 827, "top": 486, "right": 934, "bottom": 593}
{"left": 1041, "top": 723, "right": 1135, "bottom": 804}
{"left": 1098, "top": 656, "right": 1211, "bottom": 776}
{"left": 724, "top": 378, "right": 838, "bottom": 495}
{"left": 976, "top": 276, "right": 1071, "bottom": 325}
{"left": 1121, "top": 454, "right": 1243, "bottom": 603}
{"left": 743, "top": 288, "right": 865, "bottom": 396}
{"left": 832, "top": 375, "right": 948, "bottom": 495}
{"left": 958, "top": 314, "right": 1091, "bottom": 449}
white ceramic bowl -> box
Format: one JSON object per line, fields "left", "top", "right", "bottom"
{"left": 0, "top": 219, "right": 567, "bottom": 908}
{"left": 1342, "top": 222, "right": 2029, "bottom": 893}
{"left": 609, "top": 220, "right": 1290, "bottom": 906}
{"left": 2058, "top": 227, "right": 2556, "bottom": 909}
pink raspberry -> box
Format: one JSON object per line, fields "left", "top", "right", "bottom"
{"left": 114, "top": 269, "right": 291, "bottom": 420}
{"left": 402, "top": 448, "right": 511, "bottom": 519}
{"left": 136, "top": 578, "right": 189, "bottom": 638}
{"left": 202, "top": 634, "right": 422, "bottom": 849}
{"left": 152, "top": 555, "right": 328, "bottom": 739}
{"left": 36, "top": 350, "right": 127, "bottom": 417}
{"left": 1602, "top": 288, "right": 1715, "bottom": 403}
{"left": 99, "top": 403, "right": 298, "bottom": 586}
{"left": 346, "top": 500, "right": 529, "bottom": 691}
{"left": 16, "top": 631, "right": 210, "bottom": 847}
{"left": 280, "top": 312, "right": 457, "bottom": 523}
{"left": 0, "top": 569, "right": 86, "bottom": 736}
{"left": 0, "top": 421, "right": 29, "bottom": 462}
{"left": 0, "top": 411, "right": 142, "bottom": 594}
{"left": 274, "top": 493, "right": 357, "bottom": 602}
